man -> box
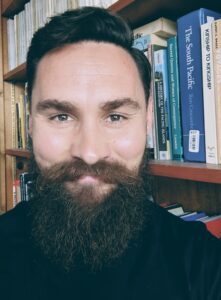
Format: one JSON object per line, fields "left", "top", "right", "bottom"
{"left": 0, "top": 6, "right": 221, "bottom": 300}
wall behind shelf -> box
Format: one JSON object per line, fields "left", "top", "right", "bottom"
{"left": 154, "top": 176, "right": 221, "bottom": 214}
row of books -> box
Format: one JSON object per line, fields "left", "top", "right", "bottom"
{"left": 6, "top": 0, "right": 118, "bottom": 70}
{"left": 163, "top": 203, "right": 221, "bottom": 239}
{"left": 133, "top": 8, "right": 221, "bottom": 164}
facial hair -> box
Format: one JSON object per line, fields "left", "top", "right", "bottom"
{"left": 28, "top": 153, "right": 152, "bottom": 273}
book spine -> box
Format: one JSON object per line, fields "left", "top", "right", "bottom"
{"left": 16, "top": 101, "right": 22, "bottom": 149}
{"left": 212, "top": 19, "right": 221, "bottom": 164}
{"left": 13, "top": 179, "right": 21, "bottom": 207}
{"left": 143, "top": 50, "right": 154, "bottom": 156}
{"left": 160, "top": 48, "right": 172, "bottom": 159}
{"left": 154, "top": 49, "right": 171, "bottom": 160}
{"left": 19, "top": 95, "right": 25, "bottom": 149}
{"left": 10, "top": 84, "right": 17, "bottom": 148}
{"left": 19, "top": 172, "right": 33, "bottom": 202}
{"left": 145, "top": 45, "right": 157, "bottom": 159}
{"left": 167, "top": 36, "right": 183, "bottom": 161}
{"left": 7, "top": 19, "right": 16, "bottom": 70}
{"left": 201, "top": 21, "right": 218, "bottom": 164}
{"left": 24, "top": 84, "right": 30, "bottom": 149}
{"left": 177, "top": 11, "right": 207, "bottom": 162}
{"left": 151, "top": 44, "right": 167, "bottom": 159}
{"left": 154, "top": 78, "right": 167, "bottom": 159}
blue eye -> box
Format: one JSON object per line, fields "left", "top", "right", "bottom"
{"left": 50, "top": 114, "right": 71, "bottom": 121}
{"left": 108, "top": 114, "right": 126, "bottom": 122}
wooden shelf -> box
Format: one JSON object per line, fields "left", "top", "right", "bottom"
{"left": 2, "top": 0, "right": 221, "bottom": 23}
{"left": 2, "top": 0, "right": 221, "bottom": 82}
{"left": 5, "top": 148, "right": 30, "bottom": 159}
{"left": 4, "top": 62, "right": 26, "bottom": 82}
{"left": 110, "top": 0, "right": 134, "bottom": 12}
{"left": 4, "top": 150, "right": 221, "bottom": 184}
{"left": 2, "top": 0, "right": 29, "bottom": 17}
{"left": 112, "top": 0, "right": 221, "bottom": 28}
{"left": 149, "top": 160, "right": 221, "bottom": 184}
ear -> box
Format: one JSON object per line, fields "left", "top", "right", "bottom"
{"left": 28, "top": 114, "right": 33, "bottom": 137}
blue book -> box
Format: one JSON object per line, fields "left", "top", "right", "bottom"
{"left": 177, "top": 8, "right": 221, "bottom": 162}
{"left": 167, "top": 36, "right": 183, "bottom": 161}
{"left": 181, "top": 211, "right": 207, "bottom": 221}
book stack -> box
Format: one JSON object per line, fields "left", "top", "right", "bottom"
{"left": 133, "top": 18, "right": 177, "bottom": 160}
{"left": 164, "top": 203, "right": 221, "bottom": 239}
{"left": 133, "top": 8, "right": 221, "bottom": 164}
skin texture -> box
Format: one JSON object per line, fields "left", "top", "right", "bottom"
{"left": 29, "top": 41, "right": 149, "bottom": 198}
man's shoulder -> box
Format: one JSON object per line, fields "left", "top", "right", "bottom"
{"left": 141, "top": 202, "right": 221, "bottom": 299}
{"left": 150, "top": 201, "right": 221, "bottom": 250}
{"left": 0, "top": 202, "right": 29, "bottom": 239}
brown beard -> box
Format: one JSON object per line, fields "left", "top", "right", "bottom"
{"left": 28, "top": 153, "right": 152, "bottom": 272}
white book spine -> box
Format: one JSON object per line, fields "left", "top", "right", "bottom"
{"left": 201, "top": 21, "right": 218, "bottom": 164}
{"left": 212, "top": 19, "right": 221, "bottom": 164}
{"left": 63, "top": 0, "right": 68, "bottom": 12}
{"left": 18, "top": 12, "right": 22, "bottom": 65}
{"left": 22, "top": 10, "right": 27, "bottom": 63}
{"left": 7, "top": 19, "right": 16, "bottom": 70}
{"left": 14, "top": 14, "right": 18, "bottom": 67}
{"left": 24, "top": 3, "right": 30, "bottom": 50}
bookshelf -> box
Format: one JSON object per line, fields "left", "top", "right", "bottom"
{"left": 1, "top": 0, "right": 221, "bottom": 213}
{"left": 4, "top": 62, "right": 26, "bottom": 82}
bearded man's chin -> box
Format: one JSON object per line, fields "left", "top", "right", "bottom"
{"left": 65, "top": 180, "right": 117, "bottom": 204}
{"left": 28, "top": 153, "right": 151, "bottom": 272}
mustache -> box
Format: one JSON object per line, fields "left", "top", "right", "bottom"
{"left": 38, "top": 158, "right": 142, "bottom": 186}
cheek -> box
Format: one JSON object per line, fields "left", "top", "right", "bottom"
{"left": 113, "top": 127, "right": 147, "bottom": 163}
{"left": 32, "top": 127, "right": 72, "bottom": 166}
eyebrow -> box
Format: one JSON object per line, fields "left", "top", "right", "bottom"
{"left": 99, "top": 98, "right": 141, "bottom": 112}
{"left": 35, "top": 99, "right": 79, "bottom": 115}
{"left": 35, "top": 97, "right": 141, "bottom": 115}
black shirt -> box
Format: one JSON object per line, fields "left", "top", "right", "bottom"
{"left": 0, "top": 201, "right": 221, "bottom": 300}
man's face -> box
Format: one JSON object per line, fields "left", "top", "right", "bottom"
{"left": 29, "top": 42, "right": 148, "bottom": 202}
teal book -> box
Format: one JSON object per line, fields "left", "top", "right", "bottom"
{"left": 167, "top": 36, "right": 183, "bottom": 161}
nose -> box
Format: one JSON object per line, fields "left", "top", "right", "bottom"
{"left": 71, "top": 120, "right": 110, "bottom": 165}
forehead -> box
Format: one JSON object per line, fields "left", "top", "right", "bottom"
{"left": 33, "top": 42, "right": 145, "bottom": 105}
{"left": 36, "top": 42, "right": 141, "bottom": 78}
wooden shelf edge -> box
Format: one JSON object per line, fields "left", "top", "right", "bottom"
{"left": 5, "top": 148, "right": 30, "bottom": 159}
{"left": 2, "top": 0, "right": 134, "bottom": 17}
{"left": 109, "top": 0, "right": 134, "bottom": 12}
{"left": 4, "top": 152, "right": 221, "bottom": 184}
{"left": 2, "top": 0, "right": 29, "bottom": 18}
{"left": 149, "top": 160, "right": 221, "bottom": 184}
{"left": 4, "top": 62, "right": 26, "bottom": 82}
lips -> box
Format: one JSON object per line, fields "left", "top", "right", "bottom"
{"left": 77, "top": 175, "right": 100, "bottom": 184}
